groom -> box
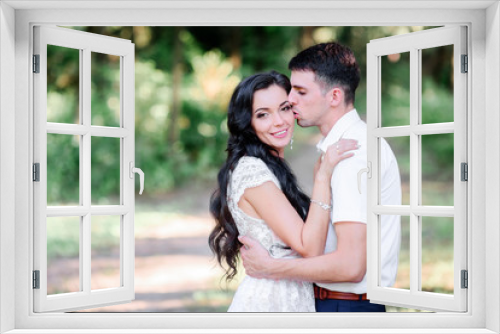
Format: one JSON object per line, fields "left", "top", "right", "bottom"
{"left": 239, "top": 42, "right": 402, "bottom": 312}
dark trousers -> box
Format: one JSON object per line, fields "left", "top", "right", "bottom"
{"left": 315, "top": 298, "right": 386, "bottom": 312}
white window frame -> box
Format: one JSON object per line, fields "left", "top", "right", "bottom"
{"left": 33, "top": 25, "right": 136, "bottom": 312}
{"left": 1, "top": 1, "right": 499, "bottom": 333}
{"left": 366, "top": 26, "right": 468, "bottom": 312}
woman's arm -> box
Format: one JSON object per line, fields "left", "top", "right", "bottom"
{"left": 239, "top": 139, "right": 358, "bottom": 258}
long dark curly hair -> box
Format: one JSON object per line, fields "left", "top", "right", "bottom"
{"left": 209, "top": 71, "right": 310, "bottom": 281}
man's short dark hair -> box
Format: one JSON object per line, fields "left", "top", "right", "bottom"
{"left": 288, "top": 42, "right": 360, "bottom": 105}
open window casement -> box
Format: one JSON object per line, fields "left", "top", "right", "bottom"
{"left": 365, "top": 26, "right": 468, "bottom": 312}
{"left": 33, "top": 26, "right": 140, "bottom": 312}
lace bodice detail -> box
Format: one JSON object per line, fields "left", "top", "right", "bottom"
{"left": 227, "top": 156, "right": 294, "bottom": 257}
{"left": 226, "top": 156, "right": 315, "bottom": 312}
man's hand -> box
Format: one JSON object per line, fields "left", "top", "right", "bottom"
{"left": 238, "top": 235, "right": 274, "bottom": 279}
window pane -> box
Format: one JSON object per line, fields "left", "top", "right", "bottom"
{"left": 380, "top": 215, "right": 408, "bottom": 291}
{"left": 47, "top": 134, "right": 80, "bottom": 205}
{"left": 381, "top": 52, "right": 410, "bottom": 127}
{"left": 91, "top": 136, "right": 121, "bottom": 205}
{"left": 91, "top": 52, "right": 121, "bottom": 127}
{"left": 91, "top": 215, "right": 121, "bottom": 290}
{"left": 47, "top": 45, "right": 80, "bottom": 124}
{"left": 421, "top": 45, "right": 454, "bottom": 124}
{"left": 421, "top": 133, "right": 454, "bottom": 206}
{"left": 421, "top": 216, "right": 454, "bottom": 294}
{"left": 381, "top": 137, "right": 409, "bottom": 205}
{"left": 47, "top": 216, "right": 80, "bottom": 295}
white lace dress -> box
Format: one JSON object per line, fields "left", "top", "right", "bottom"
{"left": 226, "top": 156, "right": 315, "bottom": 312}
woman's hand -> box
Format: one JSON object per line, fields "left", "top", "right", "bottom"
{"left": 316, "top": 138, "right": 359, "bottom": 180}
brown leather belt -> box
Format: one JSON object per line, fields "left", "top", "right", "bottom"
{"left": 314, "top": 285, "right": 368, "bottom": 301}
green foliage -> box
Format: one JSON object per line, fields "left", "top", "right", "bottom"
{"left": 47, "top": 217, "right": 80, "bottom": 261}
{"left": 47, "top": 216, "right": 121, "bottom": 261}
{"left": 47, "top": 134, "right": 80, "bottom": 205}
{"left": 46, "top": 26, "right": 454, "bottom": 200}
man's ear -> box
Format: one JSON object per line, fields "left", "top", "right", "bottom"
{"left": 329, "top": 87, "right": 344, "bottom": 107}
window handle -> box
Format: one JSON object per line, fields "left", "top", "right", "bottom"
{"left": 357, "top": 161, "right": 372, "bottom": 194}
{"left": 129, "top": 162, "right": 144, "bottom": 195}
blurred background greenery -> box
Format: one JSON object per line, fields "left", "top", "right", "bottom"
{"left": 46, "top": 26, "right": 453, "bottom": 203}
{"left": 45, "top": 26, "right": 456, "bottom": 312}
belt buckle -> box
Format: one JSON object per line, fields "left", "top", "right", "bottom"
{"left": 319, "top": 287, "right": 328, "bottom": 300}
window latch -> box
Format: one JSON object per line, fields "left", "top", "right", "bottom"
{"left": 129, "top": 162, "right": 144, "bottom": 195}
{"left": 357, "top": 161, "right": 372, "bottom": 194}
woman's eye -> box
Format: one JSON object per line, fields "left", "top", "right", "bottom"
{"left": 281, "top": 105, "right": 292, "bottom": 112}
{"left": 256, "top": 113, "right": 268, "bottom": 119}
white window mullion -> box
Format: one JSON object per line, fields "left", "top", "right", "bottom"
{"left": 453, "top": 26, "right": 468, "bottom": 307}
{"left": 46, "top": 206, "right": 128, "bottom": 217}
{"left": 121, "top": 46, "right": 136, "bottom": 297}
{"left": 373, "top": 126, "right": 411, "bottom": 137}
{"left": 81, "top": 214, "right": 91, "bottom": 295}
{"left": 373, "top": 205, "right": 455, "bottom": 218}
{"left": 372, "top": 205, "right": 411, "bottom": 215}
{"left": 412, "top": 206, "right": 455, "bottom": 217}
{"left": 81, "top": 46, "right": 92, "bottom": 296}
{"left": 373, "top": 123, "right": 454, "bottom": 138}
{"left": 45, "top": 123, "right": 130, "bottom": 138}
{"left": 119, "top": 54, "right": 125, "bottom": 285}
{"left": 413, "top": 123, "right": 454, "bottom": 135}
{"left": 33, "top": 26, "right": 49, "bottom": 312}
{"left": 365, "top": 45, "right": 379, "bottom": 297}
{"left": 409, "top": 46, "right": 420, "bottom": 297}
{"left": 90, "top": 126, "right": 130, "bottom": 138}
{"left": 91, "top": 206, "right": 129, "bottom": 215}
{"left": 46, "top": 123, "right": 88, "bottom": 136}
{"left": 82, "top": 48, "right": 91, "bottom": 210}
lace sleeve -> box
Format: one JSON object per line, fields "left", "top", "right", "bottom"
{"left": 229, "top": 156, "right": 281, "bottom": 205}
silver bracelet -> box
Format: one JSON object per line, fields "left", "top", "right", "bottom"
{"left": 310, "top": 199, "right": 332, "bottom": 211}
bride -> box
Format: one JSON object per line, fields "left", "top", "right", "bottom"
{"left": 209, "top": 70, "right": 358, "bottom": 312}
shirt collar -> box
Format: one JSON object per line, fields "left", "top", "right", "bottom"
{"left": 316, "top": 108, "right": 360, "bottom": 153}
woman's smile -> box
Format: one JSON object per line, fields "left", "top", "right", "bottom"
{"left": 251, "top": 84, "right": 295, "bottom": 157}
{"left": 271, "top": 128, "right": 289, "bottom": 138}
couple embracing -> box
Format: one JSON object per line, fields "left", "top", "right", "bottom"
{"left": 209, "top": 42, "right": 402, "bottom": 312}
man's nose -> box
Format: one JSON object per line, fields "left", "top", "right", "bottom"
{"left": 288, "top": 91, "right": 297, "bottom": 105}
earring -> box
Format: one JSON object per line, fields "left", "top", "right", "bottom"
{"left": 290, "top": 136, "right": 294, "bottom": 150}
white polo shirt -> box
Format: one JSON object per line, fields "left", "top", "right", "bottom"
{"left": 316, "top": 109, "right": 401, "bottom": 294}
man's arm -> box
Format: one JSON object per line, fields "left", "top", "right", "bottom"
{"left": 239, "top": 221, "right": 366, "bottom": 283}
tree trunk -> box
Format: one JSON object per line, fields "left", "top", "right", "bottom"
{"left": 230, "top": 27, "right": 242, "bottom": 70}
{"left": 168, "top": 26, "right": 183, "bottom": 145}
{"left": 300, "top": 26, "right": 315, "bottom": 50}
